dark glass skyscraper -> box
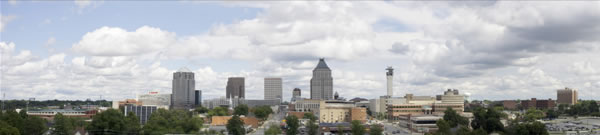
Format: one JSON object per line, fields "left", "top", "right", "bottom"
{"left": 171, "top": 67, "right": 195, "bottom": 110}
{"left": 226, "top": 77, "right": 245, "bottom": 99}
{"left": 310, "top": 58, "right": 333, "bottom": 100}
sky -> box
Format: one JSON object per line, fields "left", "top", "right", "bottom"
{"left": 1, "top": 1, "right": 599, "bottom": 101}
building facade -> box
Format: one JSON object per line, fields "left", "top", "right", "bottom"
{"left": 310, "top": 58, "right": 333, "bottom": 100}
{"left": 195, "top": 90, "right": 202, "bottom": 107}
{"left": 521, "top": 98, "right": 555, "bottom": 110}
{"left": 202, "top": 97, "right": 229, "bottom": 109}
{"left": 387, "top": 90, "right": 465, "bottom": 121}
{"left": 264, "top": 78, "right": 282, "bottom": 102}
{"left": 172, "top": 67, "right": 196, "bottom": 110}
{"left": 292, "top": 88, "right": 302, "bottom": 102}
{"left": 319, "top": 100, "right": 366, "bottom": 123}
{"left": 557, "top": 87, "right": 578, "bottom": 105}
{"left": 291, "top": 99, "right": 322, "bottom": 115}
{"left": 137, "top": 92, "right": 171, "bottom": 109}
{"left": 226, "top": 77, "right": 245, "bottom": 99}
{"left": 124, "top": 105, "right": 158, "bottom": 124}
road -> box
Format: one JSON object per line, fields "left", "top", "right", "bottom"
{"left": 249, "top": 106, "right": 286, "bottom": 135}
{"left": 382, "top": 122, "right": 412, "bottom": 135}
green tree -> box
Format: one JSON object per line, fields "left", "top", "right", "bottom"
{"left": 226, "top": 115, "right": 245, "bottom": 135}
{"left": 351, "top": 120, "right": 365, "bottom": 135}
{"left": 307, "top": 117, "right": 319, "bottom": 135}
{"left": 124, "top": 112, "right": 141, "bottom": 134}
{"left": 234, "top": 104, "right": 249, "bottom": 116}
{"left": 456, "top": 125, "right": 471, "bottom": 135}
{"left": 23, "top": 116, "right": 48, "bottom": 135}
{"left": 143, "top": 109, "right": 203, "bottom": 135}
{"left": 195, "top": 106, "right": 209, "bottom": 114}
{"left": 87, "top": 109, "right": 127, "bottom": 135}
{"left": 471, "top": 108, "right": 504, "bottom": 134}
{"left": 506, "top": 121, "right": 549, "bottom": 135}
{"left": 52, "top": 113, "right": 73, "bottom": 135}
{"left": 443, "top": 107, "right": 469, "bottom": 127}
{"left": 265, "top": 124, "right": 282, "bottom": 135}
{"left": 435, "top": 119, "right": 451, "bottom": 135}
{"left": 523, "top": 108, "right": 545, "bottom": 122}
{"left": 545, "top": 109, "right": 559, "bottom": 119}
{"left": 2, "top": 110, "right": 24, "bottom": 134}
{"left": 303, "top": 112, "right": 317, "bottom": 121}
{"left": 0, "top": 120, "right": 20, "bottom": 135}
{"left": 369, "top": 124, "right": 383, "bottom": 135}
{"left": 558, "top": 104, "right": 568, "bottom": 114}
{"left": 589, "top": 101, "right": 599, "bottom": 113}
{"left": 253, "top": 106, "right": 273, "bottom": 120}
{"left": 285, "top": 115, "right": 300, "bottom": 135}
{"left": 207, "top": 107, "right": 229, "bottom": 118}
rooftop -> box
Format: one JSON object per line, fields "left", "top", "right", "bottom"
{"left": 177, "top": 67, "right": 192, "bottom": 72}
{"left": 315, "top": 58, "right": 330, "bottom": 69}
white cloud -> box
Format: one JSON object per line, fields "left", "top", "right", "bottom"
{"left": 0, "top": 14, "right": 16, "bottom": 32}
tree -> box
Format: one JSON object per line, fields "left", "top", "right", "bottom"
{"left": 87, "top": 109, "right": 127, "bottom": 135}
{"left": 207, "top": 107, "right": 229, "bottom": 118}
{"left": 195, "top": 106, "right": 209, "bottom": 114}
{"left": 234, "top": 104, "right": 249, "bottom": 116}
{"left": 435, "top": 119, "right": 451, "bottom": 135}
{"left": 589, "top": 101, "right": 599, "bottom": 113}
{"left": 52, "top": 113, "right": 74, "bottom": 135}
{"left": 523, "top": 108, "right": 545, "bottom": 122}
{"left": 23, "top": 116, "right": 48, "bottom": 135}
{"left": 143, "top": 109, "right": 203, "bottom": 135}
{"left": 456, "top": 126, "right": 471, "bottom": 135}
{"left": 265, "top": 124, "right": 282, "bottom": 135}
{"left": 471, "top": 108, "right": 504, "bottom": 134}
{"left": 2, "top": 110, "right": 24, "bottom": 134}
{"left": 303, "top": 112, "right": 317, "bottom": 121}
{"left": 253, "top": 106, "right": 273, "bottom": 120}
{"left": 506, "top": 121, "right": 549, "bottom": 135}
{"left": 443, "top": 107, "right": 469, "bottom": 127}
{"left": 307, "top": 117, "right": 319, "bottom": 135}
{"left": 124, "top": 112, "right": 141, "bottom": 134}
{"left": 0, "top": 120, "right": 20, "bottom": 135}
{"left": 226, "top": 115, "right": 245, "bottom": 135}
{"left": 285, "top": 115, "right": 300, "bottom": 135}
{"left": 369, "top": 124, "right": 383, "bottom": 135}
{"left": 351, "top": 120, "right": 365, "bottom": 135}
{"left": 545, "top": 109, "right": 559, "bottom": 119}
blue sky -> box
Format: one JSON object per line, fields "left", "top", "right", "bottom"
{"left": 1, "top": 1, "right": 599, "bottom": 101}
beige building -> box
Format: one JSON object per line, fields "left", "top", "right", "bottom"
{"left": 319, "top": 100, "right": 367, "bottom": 123}
{"left": 387, "top": 89, "right": 465, "bottom": 121}
{"left": 292, "top": 99, "right": 323, "bottom": 115}
{"left": 557, "top": 87, "right": 578, "bottom": 105}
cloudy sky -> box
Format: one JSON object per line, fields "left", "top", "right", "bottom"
{"left": 1, "top": 1, "right": 599, "bottom": 101}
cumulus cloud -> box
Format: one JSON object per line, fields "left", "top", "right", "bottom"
{"left": 3, "top": 1, "right": 600, "bottom": 100}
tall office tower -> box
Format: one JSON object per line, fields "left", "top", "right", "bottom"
{"left": 292, "top": 88, "right": 301, "bottom": 101}
{"left": 264, "top": 78, "right": 283, "bottom": 102}
{"left": 386, "top": 66, "right": 394, "bottom": 97}
{"left": 172, "top": 67, "right": 195, "bottom": 110}
{"left": 226, "top": 77, "right": 245, "bottom": 99}
{"left": 195, "top": 90, "right": 202, "bottom": 106}
{"left": 310, "top": 58, "right": 333, "bottom": 100}
{"left": 557, "top": 87, "right": 578, "bottom": 105}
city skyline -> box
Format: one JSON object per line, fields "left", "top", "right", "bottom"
{"left": 2, "top": 1, "right": 600, "bottom": 101}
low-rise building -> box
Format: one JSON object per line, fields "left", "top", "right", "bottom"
{"left": 124, "top": 104, "right": 158, "bottom": 124}
{"left": 319, "top": 100, "right": 367, "bottom": 123}
{"left": 202, "top": 97, "right": 230, "bottom": 109}
{"left": 291, "top": 99, "right": 322, "bottom": 115}
{"left": 27, "top": 109, "right": 98, "bottom": 121}
{"left": 388, "top": 89, "right": 465, "bottom": 121}
{"left": 137, "top": 92, "right": 171, "bottom": 109}
{"left": 521, "top": 98, "right": 555, "bottom": 110}
{"left": 502, "top": 100, "right": 518, "bottom": 110}
{"left": 210, "top": 116, "right": 260, "bottom": 128}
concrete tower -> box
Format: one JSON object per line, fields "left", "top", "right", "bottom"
{"left": 386, "top": 66, "right": 394, "bottom": 97}
{"left": 264, "top": 77, "right": 282, "bottom": 102}
{"left": 310, "top": 58, "right": 333, "bottom": 100}
{"left": 172, "top": 67, "right": 195, "bottom": 110}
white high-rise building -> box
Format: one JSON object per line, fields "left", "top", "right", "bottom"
{"left": 171, "top": 67, "right": 195, "bottom": 110}
{"left": 264, "top": 77, "right": 282, "bottom": 102}
{"left": 386, "top": 66, "right": 394, "bottom": 97}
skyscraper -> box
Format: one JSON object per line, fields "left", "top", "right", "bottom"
{"left": 171, "top": 67, "right": 195, "bottom": 110}
{"left": 264, "top": 78, "right": 282, "bottom": 102}
{"left": 386, "top": 66, "right": 394, "bottom": 97}
{"left": 310, "top": 58, "right": 333, "bottom": 100}
{"left": 226, "top": 77, "right": 245, "bottom": 99}
{"left": 292, "top": 88, "right": 301, "bottom": 102}
{"left": 195, "top": 90, "right": 202, "bottom": 107}
{"left": 557, "top": 87, "right": 578, "bottom": 105}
